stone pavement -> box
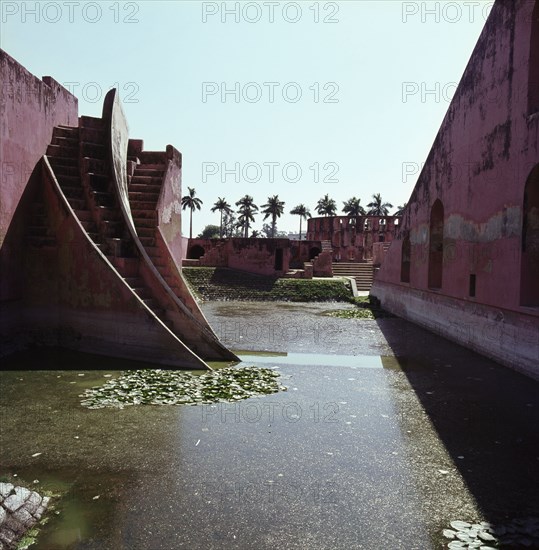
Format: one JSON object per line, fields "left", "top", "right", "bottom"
{"left": 0, "top": 483, "right": 49, "bottom": 549}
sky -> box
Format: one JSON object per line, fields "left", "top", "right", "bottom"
{"left": 1, "top": 0, "right": 491, "bottom": 237}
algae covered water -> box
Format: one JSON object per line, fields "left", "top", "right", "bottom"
{"left": 1, "top": 302, "right": 538, "bottom": 549}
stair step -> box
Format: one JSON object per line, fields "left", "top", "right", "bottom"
{"left": 47, "top": 144, "right": 78, "bottom": 158}
{"left": 128, "top": 183, "right": 162, "bottom": 194}
{"left": 53, "top": 126, "right": 79, "bottom": 139}
{"left": 51, "top": 163, "right": 79, "bottom": 177}
{"left": 135, "top": 226, "right": 155, "bottom": 238}
{"left": 82, "top": 157, "right": 108, "bottom": 174}
{"left": 80, "top": 126, "right": 106, "bottom": 144}
{"left": 79, "top": 115, "right": 104, "bottom": 129}
{"left": 133, "top": 169, "right": 165, "bottom": 178}
{"left": 131, "top": 209, "right": 157, "bottom": 218}
{"left": 91, "top": 191, "right": 114, "bottom": 206}
{"left": 129, "top": 191, "right": 159, "bottom": 202}
{"left": 96, "top": 206, "right": 121, "bottom": 221}
{"left": 86, "top": 173, "right": 110, "bottom": 191}
{"left": 130, "top": 175, "right": 162, "bottom": 186}
{"left": 51, "top": 135, "right": 78, "bottom": 148}
{"left": 137, "top": 163, "right": 166, "bottom": 171}
{"left": 48, "top": 155, "right": 78, "bottom": 168}
{"left": 139, "top": 152, "right": 166, "bottom": 164}
{"left": 102, "top": 220, "right": 123, "bottom": 237}
{"left": 81, "top": 142, "right": 106, "bottom": 159}
{"left": 131, "top": 200, "right": 159, "bottom": 211}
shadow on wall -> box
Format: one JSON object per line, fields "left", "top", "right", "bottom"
{"left": 520, "top": 163, "right": 539, "bottom": 306}
{"left": 376, "top": 316, "right": 539, "bottom": 524}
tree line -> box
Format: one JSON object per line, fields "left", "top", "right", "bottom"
{"left": 181, "top": 188, "right": 407, "bottom": 239}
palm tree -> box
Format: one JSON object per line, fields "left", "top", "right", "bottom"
{"left": 290, "top": 204, "right": 311, "bottom": 240}
{"left": 261, "top": 195, "right": 285, "bottom": 238}
{"left": 237, "top": 207, "right": 257, "bottom": 238}
{"left": 211, "top": 197, "right": 233, "bottom": 237}
{"left": 394, "top": 202, "right": 407, "bottom": 216}
{"left": 367, "top": 193, "right": 393, "bottom": 216}
{"left": 342, "top": 197, "right": 366, "bottom": 217}
{"left": 315, "top": 194, "right": 337, "bottom": 216}
{"left": 235, "top": 195, "right": 258, "bottom": 238}
{"left": 181, "top": 186, "right": 203, "bottom": 239}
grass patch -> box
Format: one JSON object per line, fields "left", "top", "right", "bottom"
{"left": 79, "top": 366, "right": 286, "bottom": 409}
{"left": 183, "top": 267, "right": 353, "bottom": 302}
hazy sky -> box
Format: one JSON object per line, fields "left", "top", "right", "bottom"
{"left": 1, "top": 1, "right": 491, "bottom": 236}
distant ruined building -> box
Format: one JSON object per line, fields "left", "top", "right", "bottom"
{"left": 371, "top": 0, "right": 539, "bottom": 378}
{"left": 0, "top": 49, "right": 237, "bottom": 368}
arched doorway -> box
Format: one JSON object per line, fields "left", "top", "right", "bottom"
{"left": 187, "top": 244, "right": 205, "bottom": 260}
{"left": 428, "top": 200, "right": 444, "bottom": 289}
{"left": 520, "top": 164, "right": 539, "bottom": 306}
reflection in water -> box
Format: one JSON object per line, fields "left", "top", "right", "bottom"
{"left": 238, "top": 352, "right": 386, "bottom": 369}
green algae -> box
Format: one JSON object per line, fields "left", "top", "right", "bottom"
{"left": 79, "top": 366, "right": 286, "bottom": 409}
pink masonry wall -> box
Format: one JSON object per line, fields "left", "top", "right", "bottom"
{"left": 186, "top": 238, "right": 290, "bottom": 276}
{"left": 0, "top": 50, "right": 78, "bottom": 245}
{"left": 372, "top": 0, "right": 539, "bottom": 378}
{"left": 0, "top": 49, "right": 78, "bottom": 301}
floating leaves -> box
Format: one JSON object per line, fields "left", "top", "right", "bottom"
{"left": 79, "top": 367, "right": 286, "bottom": 409}
{"left": 443, "top": 517, "right": 539, "bottom": 548}
{"left": 324, "top": 309, "right": 375, "bottom": 320}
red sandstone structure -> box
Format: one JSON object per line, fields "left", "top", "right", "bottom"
{"left": 182, "top": 215, "right": 398, "bottom": 291}
{"left": 0, "top": 50, "right": 237, "bottom": 368}
{"left": 371, "top": 0, "right": 539, "bottom": 379}
{"left": 305, "top": 215, "right": 400, "bottom": 262}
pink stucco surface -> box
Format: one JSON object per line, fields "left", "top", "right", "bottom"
{"left": 0, "top": 50, "right": 78, "bottom": 247}
{"left": 372, "top": 0, "right": 539, "bottom": 376}
{"left": 0, "top": 50, "right": 78, "bottom": 303}
{"left": 157, "top": 145, "right": 183, "bottom": 266}
{"left": 187, "top": 238, "right": 291, "bottom": 276}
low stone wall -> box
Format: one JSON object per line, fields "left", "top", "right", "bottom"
{"left": 371, "top": 280, "right": 539, "bottom": 380}
{"left": 0, "top": 483, "right": 50, "bottom": 549}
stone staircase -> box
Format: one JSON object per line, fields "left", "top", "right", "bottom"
{"left": 332, "top": 262, "right": 374, "bottom": 291}
{"left": 127, "top": 152, "right": 174, "bottom": 285}
{"left": 45, "top": 117, "right": 174, "bottom": 317}
{"left": 42, "top": 110, "right": 236, "bottom": 364}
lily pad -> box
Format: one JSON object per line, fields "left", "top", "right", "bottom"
{"left": 80, "top": 367, "right": 286, "bottom": 409}
{"left": 451, "top": 521, "right": 472, "bottom": 531}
